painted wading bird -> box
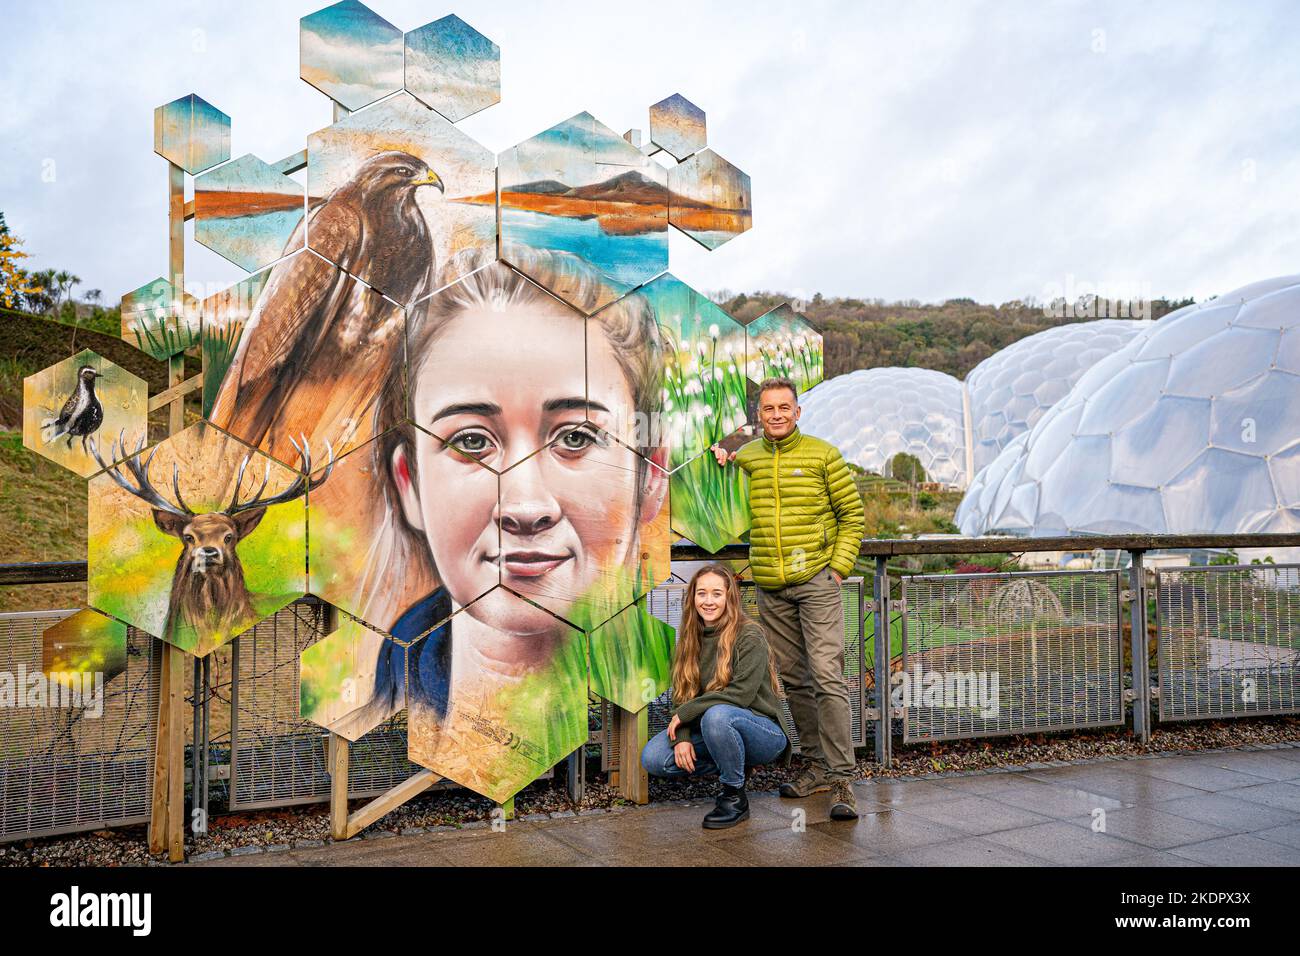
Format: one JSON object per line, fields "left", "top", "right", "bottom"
{"left": 43, "top": 366, "right": 103, "bottom": 452}
{"left": 209, "top": 151, "right": 443, "bottom": 462}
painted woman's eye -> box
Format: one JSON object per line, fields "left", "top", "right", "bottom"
{"left": 446, "top": 430, "right": 495, "bottom": 459}
{"left": 556, "top": 425, "right": 604, "bottom": 454}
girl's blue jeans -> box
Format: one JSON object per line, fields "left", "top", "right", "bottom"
{"left": 640, "top": 704, "right": 788, "bottom": 787}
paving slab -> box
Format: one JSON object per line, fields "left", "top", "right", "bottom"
{"left": 189, "top": 749, "right": 1300, "bottom": 867}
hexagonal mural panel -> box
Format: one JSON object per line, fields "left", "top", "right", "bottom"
{"left": 307, "top": 91, "right": 495, "bottom": 303}
{"left": 498, "top": 112, "right": 668, "bottom": 315}
{"left": 194, "top": 154, "right": 305, "bottom": 273}
{"left": 23, "top": 350, "right": 147, "bottom": 477}
{"left": 153, "top": 94, "right": 230, "bottom": 175}
{"left": 404, "top": 14, "right": 500, "bottom": 123}
{"left": 956, "top": 277, "right": 1300, "bottom": 537}
{"left": 87, "top": 421, "right": 315, "bottom": 656}
{"left": 300, "top": 0, "right": 403, "bottom": 112}
{"left": 639, "top": 274, "right": 748, "bottom": 470}
{"left": 199, "top": 267, "right": 270, "bottom": 418}
{"left": 308, "top": 424, "right": 499, "bottom": 637}
{"left": 406, "top": 259, "right": 588, "bottom": 470}
{"left": 670, "top": 425, "right": 750, "bottom": 553}
{"left": 649, "top": 93, "right": 705, "bottom": 161}
{"left": 745, "top": 303, "right": 823, "bottom": 394}
{"left": 588, "top": 596, "right": 674, "bottom": 713}
{"left": 300, "top": 614, "right": 404, "bottom": 740}
{"left": 497, "top": 430, "right": 669, "bottom": 631}
{"left": 120, "top": 278, "right": 199, "bottom": 360}
{"left": 206, "top": 249, "right": 405, "bottom": 470}
{"left": 406, "top": 587, "right": 589, "bottom": 804}
{"left": 42, "top": 608, "right": 129, "bottom": 687}
{"left": 668, "top": 148, "right": 752, "bottom": 250}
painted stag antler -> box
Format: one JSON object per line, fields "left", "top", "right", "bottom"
{"left": 89, "top": 430, "right": 194, "bottom": 518}
{"left": 225, "top": 435, "right": 335, "bottom": 516}
{"left": 89, "top": 431, "right": 335, "bottom": 515}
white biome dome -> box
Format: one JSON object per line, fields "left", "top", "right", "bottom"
{"left": 799, "top": 367, "right": 968, "bottom": 487}
{"left": 965, "top": 318, "right": 1149, "bottom": 473}
{"left": 956, "top": 275, "right": 1300, "bottom": 538}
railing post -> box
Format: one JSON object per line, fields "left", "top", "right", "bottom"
{"left": 873, "top": 556, "right": 892, "bottom": 766}
{"left": 1128, "top": 549, "right": 1151, "bottom": 744}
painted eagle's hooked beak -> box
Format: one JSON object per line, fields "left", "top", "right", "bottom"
{"left": 413, "top": 169, "right": 445, "bottom": 193}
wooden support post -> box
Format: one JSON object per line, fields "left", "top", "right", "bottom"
{"left": 147, "top": 642, "right": 172, "bottom": 855}
{"left": 149, "top": 160, "right": 190, "bottom": 862}
{"left": 329, "top": 733, "right": 349, "bottom": 841}
{"left": 341, "top": 771, "right": 438, "bottom": 840}
{"left": 166, "top": 644, "right": 185, "bottom": 861}
{"left": 499, "top": 797, "right": 515, "bottom": 821}
{"left": 616, "top": 704, "right": 649, "bottom": 805}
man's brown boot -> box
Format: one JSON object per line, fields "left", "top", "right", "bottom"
{"left": 829, "top": 778, "right": 859, "bottom": 820}
{"left": 779, "top": 763, "right": 832, "bottom": 798}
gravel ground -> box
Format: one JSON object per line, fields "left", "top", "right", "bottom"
{"left": 3, "top": 715, "right": 1297, "bottom": 866}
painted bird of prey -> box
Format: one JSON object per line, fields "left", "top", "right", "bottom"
{"left": 43, "top": 365, "right": 103, "bottom": 452}
{"left": 209, "top": 150, "right": 443, "bottom": 460}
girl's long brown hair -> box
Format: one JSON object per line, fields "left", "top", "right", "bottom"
{"left": 672, "top": 564, "right": 781, "bottom": 704}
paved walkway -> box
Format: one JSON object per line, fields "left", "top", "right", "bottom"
{"left": 195, "top": 746, "right": 1300, "bottom": 866}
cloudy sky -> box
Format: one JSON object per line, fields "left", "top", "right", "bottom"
{"left": 2, "top": 0, "right": 1298, "bottom": 307}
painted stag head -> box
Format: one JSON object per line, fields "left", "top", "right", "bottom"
{"left": 90, "top": 431, "right": 334, "bottom": 575}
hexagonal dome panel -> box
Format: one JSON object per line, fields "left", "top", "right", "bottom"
{"left": 406, "top": 587, "right": 589, "bottom": 804}
{"left": 407, "top": 259, "right": 588, "bottom": 471}
{"left": 588, "top": 596, "right": 674, "bottom": 712}
{"left": 88, "top": 421, "right": 312, "bottom": 656}
{"left": 120, "top": 278, "right": 199, "bottom": 360}
{"left": 956, "top": 276, "right": 1300, "bottom": 537}
{"left": 745, "top": 303, "right": 823, "bottom": 394}
{"left": 499, "top": 112, "right": 668, "bottom": 315}
{"left": 640, "top": 274, "right": 748, "bottom": 470}
{"left": 800, "top": 368, "right": 968, "bottom": 488}
{"left": 205, "top": 249, "right": 405, "bottom": 470}
{"left": 669, "top": 148, "right": 752, "bottom": 250}
{"left": 300, "top": 614, "right": 404, "bottom": 740}
{"left": 194, "top": 154, "right": 305, "bottom": 273}
{"left": 404, "top": 14, "right": 500, "bottom": 123}
{"left": 23, "top": 350, "right": 146, "bottom": 477}
{"left": 300, "top": 0, "right": 402, "bottom": 111}
{"left": 649, "top": 93, "right": 706, "bottom": 161}
{"left": 965, "top": 319, "right": 1149, "bottom": 473}
{"left": 497, "top": 430, "right": 670, "bottom": 631}
{"left": 308, "top": 425, "right": 499, "bottom": 637}
{"left": 42, "top": 608, "right": 128, "bottom": 686}
{"left": 153, "top": 94, "right": 230, "bottom": 175}
{"left": 307, "top": 91, "right": 495, "bottom": 303}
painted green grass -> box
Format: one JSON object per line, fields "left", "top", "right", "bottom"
{"left": 201, "top": 321, "right": 242, "bottom": 417}
{"left": 128, "top": 309, "right": 200, "bottom": 361}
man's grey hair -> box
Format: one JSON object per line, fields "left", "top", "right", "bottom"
{"left": 757, "top": 376, "right": 799, "bottom": 404}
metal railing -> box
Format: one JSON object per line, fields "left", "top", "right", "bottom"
{"left": 4, "top": 530, "right": 1300, "bottom": 844}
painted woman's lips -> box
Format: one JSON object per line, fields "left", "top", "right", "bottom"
{"left": 501, "top": 551, "right": 571, "bottom": 577}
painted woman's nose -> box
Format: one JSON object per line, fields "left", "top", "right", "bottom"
{"left": 497, "top": 457, "right": 561, "bottom": 537}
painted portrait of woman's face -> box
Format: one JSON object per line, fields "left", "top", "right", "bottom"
{"left": 395, "top": 278, "right": 668, "bottom": 653}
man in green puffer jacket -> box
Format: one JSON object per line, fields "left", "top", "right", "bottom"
{"left": 712, "top": 376, "right": 866, "bottom": 819}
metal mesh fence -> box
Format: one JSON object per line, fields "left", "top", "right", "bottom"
{"left": 1156, "top": 564, "right": 1300, "bottom": 721}
{"left": 0, "top": 610, "right": 159, "bottom": 842}
{"left": 229, "top": 599, "right": 418, "bottom": 810}
{"left": 901, "top": 569, "right": 1125, "bottom": 743}
{"left": 604, "top": 578, "right": 866, "bottom": 768}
